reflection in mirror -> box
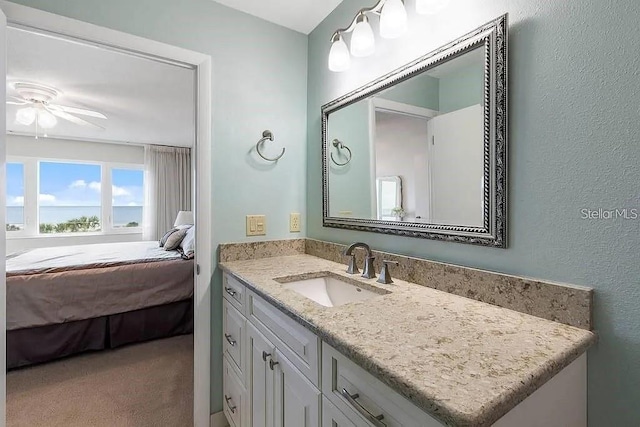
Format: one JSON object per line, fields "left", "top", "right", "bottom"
{"left": 376, "top": 176, "right": 402, "bottom": 220}
{"left": 328, "top": 46, "right": 485, "bottom": 227}
{"left": 322, "top": 14, "right": 507, "bottom": 247}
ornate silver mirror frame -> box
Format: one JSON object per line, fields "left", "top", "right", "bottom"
{"left": 321, "top": 14, "right": 508, "bottom": 248}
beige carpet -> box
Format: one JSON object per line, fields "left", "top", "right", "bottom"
{"left": 7, "top": 334, "right": 194, "bottom": 427}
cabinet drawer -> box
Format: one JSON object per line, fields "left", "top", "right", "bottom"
{"left": 322, "top": 343, "right": 443, "bottom": 427}
{"left": 223, "top": 355, "right": 247, "bottom": 427}
{"left": 223, "top": 273, "right": 246, "bottom": 313}
{"left": 247, "top": 289, "right": 320, "bottom": 387}
{"left": 223, "top": 299, "right": 245, "bottom": 378}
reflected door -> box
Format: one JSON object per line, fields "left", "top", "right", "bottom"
{"left": 427, "top": 104, "right": 484, "bottom": 227}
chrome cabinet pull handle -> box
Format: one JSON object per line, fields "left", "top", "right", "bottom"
{"left": 225, "top": 287, "right": 237, "bottom": 297}
{"left": 269, "top": 359, "right": 279, "bottom": 370}
{"left": 340, "top": 388, "right": 386, "bottom": 427}
{"left": 224, "top": 334, "right": 236, "bottom": 346}
{"left": 262, "top": 351, "right": 271, "bottom": 362}
{"left": 224, "top": 395, "right": 236, "bottom": 413}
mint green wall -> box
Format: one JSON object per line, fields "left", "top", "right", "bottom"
{"left": 327, "top": 73, "right": 439, "bottom": 218}
{"left": 438, "top": 62, "right": 484, "bottom": 113}
{"left": 380, "top": 72, "right": 439, "bottom": 110}
{"left": 328, "top": 101, "right": 372, "bottom": 218}
{"left": 6, "top": 0, "right": 308, "bottom": 413}
{"left": 308, "top": 1, "right": 640, "bottom": 426}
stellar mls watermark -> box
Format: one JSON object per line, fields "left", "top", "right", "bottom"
{"left": 580, "top": 208, "right": 638, "bottom": 220}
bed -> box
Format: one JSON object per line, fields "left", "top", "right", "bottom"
{"left": 6, "top": 241, "right": 194, "bottom": 369}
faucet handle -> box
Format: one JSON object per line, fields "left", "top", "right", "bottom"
{"left": 377, "top": 260, "right": 399, "bottom": 284}
{"left": 362, "top": 256, "right": 376, "bottom": 279}
{"left": 345, "top": 254, "right": 359, "bottom": 274}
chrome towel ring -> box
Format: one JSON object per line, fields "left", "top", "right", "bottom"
{"left": 256, "top": 130, "right": 285, "bottom": 162}
{"left": 331, "top": 139, "right": 352, "bottom": 166}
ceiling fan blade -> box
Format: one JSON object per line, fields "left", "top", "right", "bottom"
{"left": 9, "top": 96, "right": 30, "bottom": 104}
{"left": 47, "top": 107, "right": 105, "bottom": 130}
{"left": 7, "top": 101, "right": 28, "bottom": 105}
{"left": 48, "top": 104, "right": 107, "bottom": 119}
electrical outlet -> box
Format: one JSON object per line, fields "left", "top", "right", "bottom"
{"left": 246, "top": 215, "right": 266, "bottom": 236}
{"left": 289, "top": 213, "right": 301, "bottom": 232}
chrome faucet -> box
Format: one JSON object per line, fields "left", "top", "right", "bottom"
{"left": 342, "top": 242, "right": 376, "bottom": 279}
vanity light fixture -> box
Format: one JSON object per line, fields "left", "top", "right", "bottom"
{"left": 379, "top": 0, "right": 408, "bottom": 39}
{"left": 350, "top": 13, "right": 376, "bottom": 57}
{"left": 328, "top": 0, "right": 409, "bottom": 71}
{"left": 328, "top": 34, "right": 351, "bottom": 72}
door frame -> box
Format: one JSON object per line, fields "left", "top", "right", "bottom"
{"left": 368, "top": 98, "right": 438, "bottom": 222}
{"left": 0, "top": 2, "right": 213, "bottom": 426}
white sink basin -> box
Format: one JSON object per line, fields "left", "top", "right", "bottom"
{"left": 281, "top": 275, "right": 387, "bottom": 307}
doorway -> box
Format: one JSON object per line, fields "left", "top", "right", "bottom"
{"left": 0, "top": 2, "right": 212, "bottom": 426}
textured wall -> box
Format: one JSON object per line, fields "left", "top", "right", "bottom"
{"left": 6, "top": 0, "right": 308, "bottom": 414}
{"left": 307, "top": 1, "right": 640, "bottom": 425}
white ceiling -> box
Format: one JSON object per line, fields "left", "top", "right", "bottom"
{"left": 6, "top": 27, "right": 195, "bottom": 147}
{"left": 213, "top": 0, "right": 344, "bottom": 34}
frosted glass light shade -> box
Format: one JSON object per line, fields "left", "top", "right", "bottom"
{"left": 16, "top": 107, "right": 36, "bottom": 125}
{"left": 174, "top": 210, "right": 194, "bottom": 226}
{"left": 37, "top": 109, "right": 57, "bottom": 129}
{"left": 350, "top": 16, "right": 375, "bottom": 57}
{"left": 380, "top": 0, "right": 408, "bottom": 39}
{"left": 416, "top": 0, "right": 449, "bottom": 15}
{"left": 328, "top": 35, "right": 351, "bottom": 72}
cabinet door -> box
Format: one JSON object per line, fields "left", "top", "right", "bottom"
{"left": 248, "top": 322, "right": 276, "bottom": 427}
{"left": 322, "top": 397, "right": 357, "bottom": 427}
{"left": 273, "top": 349, "right": 321, "bottom": 427}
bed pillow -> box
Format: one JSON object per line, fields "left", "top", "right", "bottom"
{"left": 180, "top": 226, "right": 196, "bottom": 254}
{"left": 164, "top": 228, "right": 189, "bottom": 251}
{"left": 159, "top": 228, "right": 179, "bottom": 247}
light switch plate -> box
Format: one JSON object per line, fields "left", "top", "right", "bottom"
{"left": 246, "top": 215, "right": 266, "bottom": 236}
{"left": 289, "top": 213, "right": 301, "bottom": 232}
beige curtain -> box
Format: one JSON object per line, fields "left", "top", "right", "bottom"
{"left": 143, "top": 145, "right": 192, "bottom": 240}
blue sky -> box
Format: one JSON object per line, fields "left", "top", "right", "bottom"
{"left": 6, "top": 161, "right": 143, "bottom": 207}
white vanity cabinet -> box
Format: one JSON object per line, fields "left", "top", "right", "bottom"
{"left": 246, "top": 322, "right": 321, "bottom": 427}
{"left": 223, "top": 274, "right": 321, "bottom": 427}
{"left": 247, "top": 322, "right": 274, "bottom": 427}
{"left": 222, "top": 272, "right": 587, "bottom": 427}
{"left": 273, "top": 347, "right": 322, "bottom": 427}
{"left": 322, "top": 344, "right": 442, "bottom": 427}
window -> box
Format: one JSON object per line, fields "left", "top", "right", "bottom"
{"left": 38, "top": 162, "right": 102, "bottom": 234}
{"left": 6, "top": 158, "right": 144, "bottom": 237}
{"left": 111, "top": 168, "right": 144, "bottom": 229}
{"left": 6, "top": 162, "right": 25, "bottom": 232}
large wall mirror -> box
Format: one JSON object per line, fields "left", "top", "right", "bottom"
{"left": 322, "top": 15, "right": 507, "bottom": 247}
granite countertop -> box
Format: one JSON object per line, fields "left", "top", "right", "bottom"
{"left": 220, "top": 254, "right": 596, "bottom": 427}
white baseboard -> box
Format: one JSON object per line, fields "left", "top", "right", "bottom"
{"left": 210, "top": 411, "right": 229, "bottom": 427}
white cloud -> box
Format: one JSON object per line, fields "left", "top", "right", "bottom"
{"left": 39, "top": 193, "right": 57, "bottom": 203}
{"left": 8, "top": 196, "right": 24, "bottom": 206}
{"left": 88, "top": 181, "right": 101, "bottom": 192}
{"left": 69, "top": 180, "right": 87, "bottom": 189}
{"left": 112, "top": 185, "right": 131, "bottom": 197}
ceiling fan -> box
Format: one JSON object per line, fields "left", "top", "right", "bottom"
{"left": 7, "top": 82, "right": 107, "bottom": 136}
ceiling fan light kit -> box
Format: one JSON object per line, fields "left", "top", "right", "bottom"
{"left": 7, "top": 81, "right": 108, "bottom": 138}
